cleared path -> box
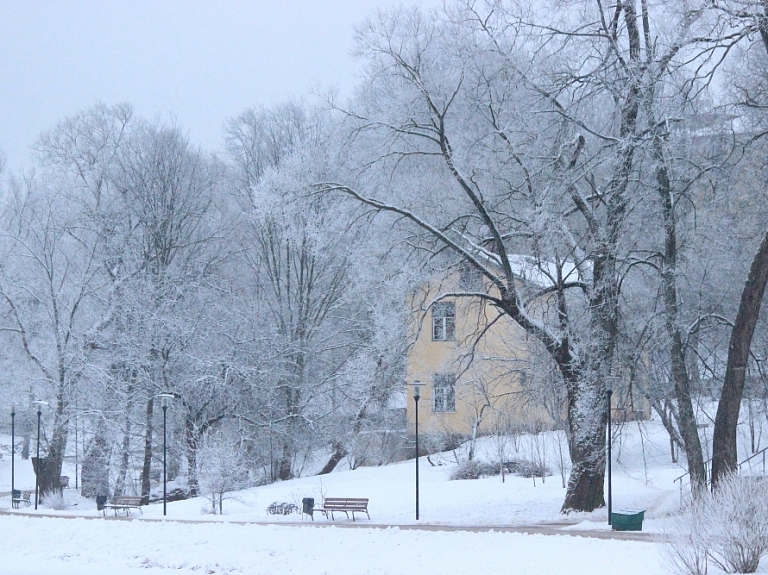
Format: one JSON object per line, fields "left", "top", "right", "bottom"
{"left": 0, "top": 507, "right": 655, "bottom": 541}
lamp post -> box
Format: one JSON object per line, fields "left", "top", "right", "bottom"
{"left": 412, "top": 381, "right": 421, "bottom": 521}
{"left": 10, "top": 406, "right": 15, "bottom": 502}
{"left": 32, "top": 400, "right": 48, "bottom": 510}
{"left": 605, "top": 376, "right": 618, "bottom": 526}
{"left": 158, "top": 393, "right": 174, "bottom": 516}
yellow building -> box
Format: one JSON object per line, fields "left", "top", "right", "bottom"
{"left": 405, "top": 263, "right": 550, "bottom": 441}
{"left": 404, "top": 260, "right": 648, "bottom": 444}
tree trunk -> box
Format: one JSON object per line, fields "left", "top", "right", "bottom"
{"left": 318, "top": 441, "right": 347, "bottom": 475}
{"left": 114, "top": 379, "right": 134, "bottom": 497}
{"left": 43, "top": 384, "right": 71, "bottom": 497}
{"left": 32, "top": 457, "right": 58, "bottom": 498}
{"left": 318, "top": 396, "right": 370, "bottom": 475}
{"left": 561, "top": 367, "right": 607, "bottom": 512}
{"left": 278, "top": 440, "right": 293, "bottom": 481}
{"left": 712, "top": 229, "right": 768, "bottom": 487}
{"left": 140, "top": 397, "right": 154, "bottom": 504}
{"left": 651, "top": 125, "right": 708, "bottom": 492}
{"left": 469, "top": 407, "right": 487, "bottom": 462}
{"left": 711, "top": 3, "right": 768, "bottom": 490}
{"left": 185, "top": 419, "right": 200, "bottom": 497}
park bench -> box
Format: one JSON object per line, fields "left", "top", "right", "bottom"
{"left": 11, "top": 490, "right": 31, "bottom": 509}
{"left": 316, "top": 497, "right": 370, "bottom": 521}
{"left": 102, "top": 495, "right": 143, "bottom": 516}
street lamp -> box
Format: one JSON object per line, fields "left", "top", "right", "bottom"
{"left": 157, "top": 393, "right": 174, "bottom": 516}
{"left": 32, "top": 400, "right": 48, "bottom": 510}
{"left": 410, "top": 381, "right": 422, "bottom": 521}
{"left": 10, "top": 406, "right": 15, "bottom": 504}
{"left": 605, "top": 376, "right": 618, "bottom": 526}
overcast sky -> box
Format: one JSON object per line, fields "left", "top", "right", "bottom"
{"left": 0, "top": 1, "right": 438, "bottom": 173}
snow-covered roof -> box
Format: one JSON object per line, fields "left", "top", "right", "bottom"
{"left": 506, "top": 254, "right": 584, "bottom": 289}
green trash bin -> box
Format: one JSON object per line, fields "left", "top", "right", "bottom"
{"left": 611, "top": 509, "right": 645, "bottom": 531}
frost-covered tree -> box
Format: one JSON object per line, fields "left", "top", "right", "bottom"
{"left": 322, "top": 0, "right": 729, "bottom": 511}
{"left": 227, "top": 103, "right": 409, "bottom": 480}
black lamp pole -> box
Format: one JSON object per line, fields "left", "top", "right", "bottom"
{"left": 413, "top": 382, "right": 421, "bottom": 521}
{"left": 163, "top": 402, "right": 168, "bottom": 516}
{"left": 158, "top": 393, "right": 173, "bottom": 516}
{"left": 35, "top": 405, "right": 42, "bottom": 510}
{"left": 606, "top": 380, "right": 614, "bottom": 526}
{"left": 11, "top": 407, "right": 15, "bottom": 500}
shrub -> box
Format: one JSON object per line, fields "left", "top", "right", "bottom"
{"left": 664, "top": 474, "right": 768, "bottom": 574}
{"left": 502, "top": 459, "right": 551, "bottom": 479}
{"left": 43, "top": 492, "right": 67, "bottom": 510}
{"left": 449, "top": 460, "right": 498, "bottom": 480}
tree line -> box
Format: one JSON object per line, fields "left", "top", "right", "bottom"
{"left": 2, "top": 0, "right": 768, "bottom": 513}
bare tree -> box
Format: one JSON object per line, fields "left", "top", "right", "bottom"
{"left": 227, "top": 103, "right": 409, "bottom": 481}
{"left": 319, "top": 0, "right": 710, "bottom": 512}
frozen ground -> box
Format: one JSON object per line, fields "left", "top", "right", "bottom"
{"left": 0, "top": 415, "right": 764, "bottom": 574}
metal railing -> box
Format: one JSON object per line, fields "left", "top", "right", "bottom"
{"left": 738, "top": 445, "right": 768, "bottom": 477}
{"left": 673, "top": 458, "right": 711, "bottom": 507}
{"left": 673, "top": 445, "right": 768, "bottom": 507}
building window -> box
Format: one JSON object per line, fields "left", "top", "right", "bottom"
{"left": 432, "top": 302, "right": 455, "bottom": 341}
{"left": 433, "top": 373, "right": 456, "bottom": 413}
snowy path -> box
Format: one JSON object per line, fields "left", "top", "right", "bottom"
{"left": 0, "top": 506, "right": 655, "bottom": 541}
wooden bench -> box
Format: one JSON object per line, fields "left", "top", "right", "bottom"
{"left": 102, "top": 496, "right": 144, "bottom": 516}
{"left": 317, "top": 497, "right": 370, "bottom": 521}
{"left": 11, "top": 490, "right": 31, "bottom": 509}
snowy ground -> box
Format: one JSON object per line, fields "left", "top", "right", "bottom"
{"left": 0, "top": 416, "right": 763, "bottom": 574}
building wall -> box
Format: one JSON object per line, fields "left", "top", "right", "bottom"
{"left": 404, "top": 270, "right": 649, "bottom": 441}
{"left": 405, "top": 272, "right": 549, "bottom": 438}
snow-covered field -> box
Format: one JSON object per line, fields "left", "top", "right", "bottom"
{"left": 0, "top": 416, "right": 762, "bottom": 574}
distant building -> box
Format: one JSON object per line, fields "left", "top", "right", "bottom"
{"left": 404, "top": 257, "right": 646, "bottom": 444}
{"left": 405, "top": 259, "right": 551, "bottom": 442}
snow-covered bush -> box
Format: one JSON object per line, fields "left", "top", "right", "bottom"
{"left": 43, "top": 491, "right": 67, "bottom": 510}
{"left": 503, "top": 459, "right": 551, "bottom": 479}
{"left": 449, "top": 460, "right": 497, "bottom": 480}
{"left": 664, "top": 474, "right": 768, "bottom": 574}
{"left": 662, "top": 505, "right": 710, "bottom": 575}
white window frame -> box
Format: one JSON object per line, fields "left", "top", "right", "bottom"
{"left": 432, "top": 302, "right": 455, "bottom": 341}
{"left": 433, "top": 373, "right": 456, "bottom": 413}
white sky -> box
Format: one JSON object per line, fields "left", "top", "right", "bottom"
{"left": 0, "top": 0, "right": 439, "bottom": 174}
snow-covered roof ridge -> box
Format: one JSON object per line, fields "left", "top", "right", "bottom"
{"left": 506, "top": 254, "right": 586, "bottom": 289}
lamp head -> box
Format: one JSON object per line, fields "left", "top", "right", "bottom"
{"left": 32, "top": 400, "right": 48, "bottom": 413}
{"left": 605, "top": 375, "right": 619, "bottom": 394}
{"left": 411, "top": 381, "right": 421, "bottom": 400}
{"left": 157, "top": 393, "right": 174, "bottom": 409}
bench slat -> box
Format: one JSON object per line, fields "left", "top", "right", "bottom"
{"left": 102, "top": 496, "right": 144, "bottom": 516}
{"left": 317, "top": 497, "right": 370, "bottom": 521}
